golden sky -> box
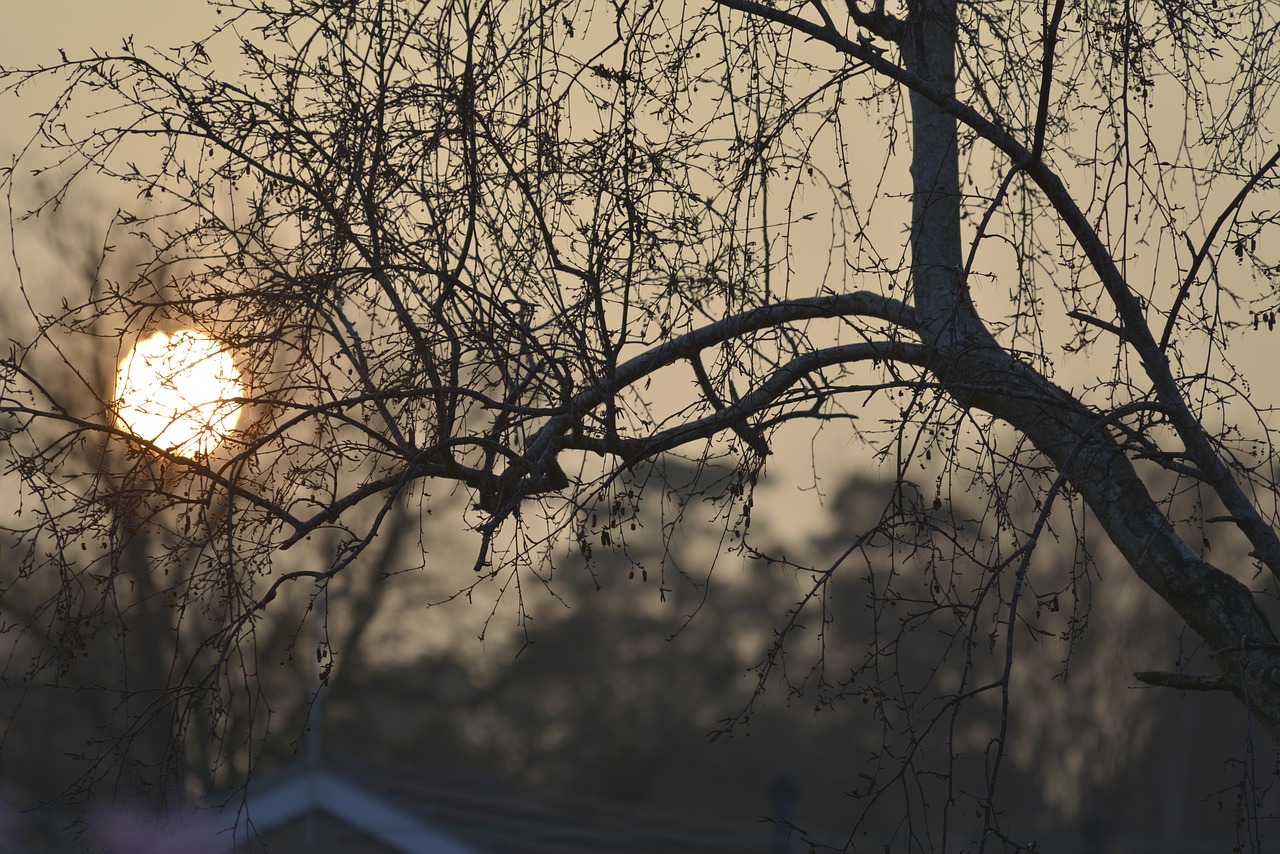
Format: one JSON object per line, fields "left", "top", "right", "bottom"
{"left": 2, "top": 0, "right": 1276, "bottom": 559}
{"left": 0, "top": 1, "right": 216, "bottom": 70}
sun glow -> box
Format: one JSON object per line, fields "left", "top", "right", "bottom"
{"left": 114, "top": 330, "right": 244, "bottom": 457}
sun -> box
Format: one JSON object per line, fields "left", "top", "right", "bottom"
{"left": 114, "top": 330, "right": 245, "bottom": 457}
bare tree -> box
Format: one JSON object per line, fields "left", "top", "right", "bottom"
{"left": 4, "top": 0, "right": 1280, "bottom": 847}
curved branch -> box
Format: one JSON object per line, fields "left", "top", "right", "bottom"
{"left": 522, "top": 290, "right": 917, "bottom": 470}
{"left": 940, "top": 341, "right": 1280, "bottom": 733}
{"left": 717, "top": 0, "right": 1280, "bottom": 583}
{"left": 566, "top": 340, "right": 935, "bottom": 463}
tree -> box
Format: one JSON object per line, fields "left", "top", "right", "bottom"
{"left": 3, "top": 0, "right": 1280, "bottom": 847}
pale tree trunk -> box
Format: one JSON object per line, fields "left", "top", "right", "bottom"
{"left": 901, "top": 0, "right": 1280, "bottom": 738}
{"left": 903, "top": 0, "right": 990, "bottom": 351}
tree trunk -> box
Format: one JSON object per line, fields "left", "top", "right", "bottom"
{"left": 903, "top": 0, "right": 990, "bottom": 351}
{"left": 901, "top": 0, "right": 1280, "bottom": 739}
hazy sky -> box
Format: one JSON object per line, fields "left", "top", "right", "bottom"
{"left": 0, "top": 2, "right": 221, "bottom": 163}
{"left": 1, "top": 1, "right": 216, "bottom": 70}
{"left": 3, "top": 0, "right": 1277, "bottom": 556}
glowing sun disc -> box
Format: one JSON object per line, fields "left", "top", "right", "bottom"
{"left": 114, "top": 330, "right": 244, "bottom": 456}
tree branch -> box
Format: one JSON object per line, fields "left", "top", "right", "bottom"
{"left": 1159, "top": 144, "right": 1280, "bottom": 352}
{"left": 689, "top": 352, "right": 772, "bottom": 459}
{"left": 1134, "top": 671, "right": 1232, "bottom": 692}
{"left": 716, "top": 0, "right": 1280, "bottom": 583}
{"left": 1029, "top": 0, "right": 1067, "bottom": 162}
{"left": 521, "top": 291, "right": 917, "bottom": 471}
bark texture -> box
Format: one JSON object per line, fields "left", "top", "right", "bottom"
{"left": 901, "top": 0, "right": 1280, "bottom": 738}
